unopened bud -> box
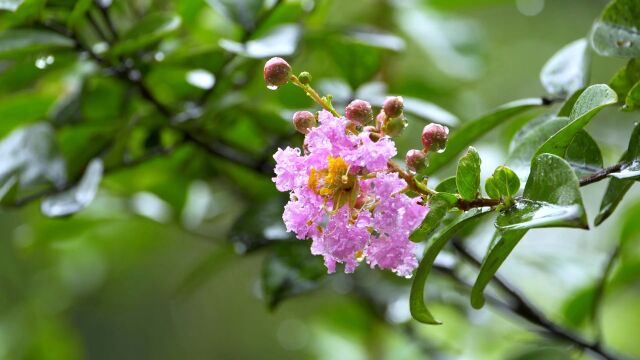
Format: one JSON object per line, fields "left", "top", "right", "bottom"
{"left": 298, "top": 71, "right": 312, "bottom": 85}
{"left": 345, "top": 99, "right": 373, "bottom": 125}
{"left": 292, "top": 111, "right": 316, "bottom": 134}
{"left": 384, "top": 115, "right": 407, "bottom": 137}
{"left": 421, "top": 123, "right": 449, "bottom": 153}
{"left": 383, "top": 96, "right": 404, "bottom": 118}
{"left": 405, "top": 149, "right": 427, "bottom": 172}
{"left": 264, "top": 57, "right": 291, "bottom": 89}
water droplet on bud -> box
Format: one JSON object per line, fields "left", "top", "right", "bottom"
{"left": 267, "top": 84, "right": 279, "bottom": 90}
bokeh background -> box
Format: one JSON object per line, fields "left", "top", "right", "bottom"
{"left": 0, "top": 0, "right": 639, "bottom": 359}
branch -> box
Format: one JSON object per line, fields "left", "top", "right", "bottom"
{"left": 451, "top": 241, "right": 627, "bottom": 360}
{"left": 580, "top": 163, "right": 625, "bottom": 187}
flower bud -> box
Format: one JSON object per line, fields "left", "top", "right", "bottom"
{"left": 345, "top": 99, "right": 373, "bottom": 125}
{"left": 264, "top": 57, "right": 291, "bottom": 89}
{"left": 298, "top": 71, "right": 312, "bottom": 85}
{"left": 375, "top": 111, "right": 386, "bottom": 130}
{"left": 405, "top": 149, "right": 427, "bottom": 172}
{"left": 421, "top": 123, "right": 449, "bottom": 153}
{"left": 383, "top": 96, "right": 404, "bottom": 118}
{"left": 383, "top": 115, "right": 407, "bottom": 137}
{"left": 292, "top": 111, "right": 317, "bottom": 134}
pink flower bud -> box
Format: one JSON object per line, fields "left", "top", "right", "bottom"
{"left": 264, "top": 57, "right": 291, "bottom": 88}
{"left": 383, "top": 96, "right": 404, "bottom": 118}
{"left": 405, "top": 149, "right": 427, "bottom": 172}
{"left": 421, "top": 123, "right": 449, "bottom": 153}
{"left": 292, "top": 111, "right": 316, "bottom": 134}
{"left": 345, "top": 99, "right": 373, "bottom": 125}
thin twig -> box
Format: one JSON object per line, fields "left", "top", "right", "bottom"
{"left": 451, "top": 241, "right": 626, "bottom": 360}
{"left": 580, "top": 163, "right": 625, "bottom": 186}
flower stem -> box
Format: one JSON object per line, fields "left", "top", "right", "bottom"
{"left": 290, "top": 75, "right": 342, "bottom": 117}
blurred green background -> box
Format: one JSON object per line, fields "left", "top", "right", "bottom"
{"left": 0, "top": 0, "right": 639, "bottom": 359}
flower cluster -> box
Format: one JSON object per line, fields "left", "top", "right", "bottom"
{"left": 274, "top": 111, "right": 427, "bottom": 276}
{"left": 266, "top": 57, "right": 449, "bottom": 277}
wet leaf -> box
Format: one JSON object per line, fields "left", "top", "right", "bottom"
{"left": 471, "top": 154, "right": 587, "bottom": 309}
{"left": 410, "top": 209, "right": 492, "bottom": 324}
{"left": 564, "top": 130, "right": 604, "bottom": 178}
{"left": 434, "top": 176, "right": 457, "bottom": 194}
{"left": 540, "top": 38, "right": 590, "bottom": 96}
{"left": 219, "top": 24, "right": 301, "bottom": 58}
{"left": 41, "top": 158, "right": 103, "bottom": 217}
{"left": 535, "top": 84, "right": 617, "bottom": 158}
{"left": 590, "top": 0, "right": 640, "bottom": 58}
{"left": 67, "top": 0, "right": 92, "bottom": 28}
{"left": 111, "top": 13, "right": 182, "bottom": 55}
{"left": 206, "top": 0, "right": 265, "bottom": 31}
{"left": 456, "top": 146, "right": 481, "bottom": 201}
{"left": 595, "top": 122, "right": 640, "bottom": 225}
{"left": 609, "top": 58, "right": 640, "bottom": 101}
{"left": 0, "top": 0, "right": 24, "bottom": 11}
{"left": 410, "top": 192, "right": 457, "bottom": 243}
{"left": 0, "top": 29, "right": 74, "bottom": 58}
{"left": 485, "top": 166, "right": 520, "bottom": 200}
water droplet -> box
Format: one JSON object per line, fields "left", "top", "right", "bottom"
{"left": 34, "top": 55, "right": 55, "bottom": 70}
{"left": 616, "top": 39, "right": 632, "bottom": 48}
{"left": 154, "top": 51, "right": 165, "bottom": 62}
{"left": 435, "top": 146, "right": 447, "bottom": 153}
{"left": 267, "top": 84, "right": 279, "bottom": 90}
{"left": 186, "top": 69, "right": 215, "bottom": 89}
{"left": 403, "top": 274, "right": 413, "bottom": 279}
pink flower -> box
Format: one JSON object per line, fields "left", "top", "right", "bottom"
{"left": 273, "top": 111, "right": 428, "bottom": 276}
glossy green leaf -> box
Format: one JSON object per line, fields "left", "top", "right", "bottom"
{"left": 564, "top": 130, "right": 604, "bottom": 178}
{"left": 557, "top": 88, "right": 586, "bottom": 117}
{"left": 206, "top": 0, "right": 265, "bottom": 31}
{"left": 485, "top": 166, "right": 520, "bottom": 200}
{"left": 609, "top": 58, "right": 640, "bottom": 100}
{"left": 219, "top": 24, "right": 301, "bottom": 58}
{"left": 535, "top": 84, "right": 617, "bottom": 158}
{"left": 595, "top": 121, "right": 640, "bottom": 225}
{"left": 67, "top": 0, "right": 92, "bottom": 28}
{"left": 410, "top": 193, "right": 457, "bottom": 242}
{"left": 456, "top": 146, "right": 481, "bottom": 201}
{"left": 0, "top": 123, "right": 66, "bottom": 193}
{"left": 262, "top": 241, "right": 326, "bottom": 310}
{"left": 626, "top": 82, "right": 640, "bottom": 111}
{"left": 0, "top": 29, "right": 74, "bottom": 58}
{"left": 423, "top": 98, "right": 544, "bottom": 175}
{"left": 410, "top": 209, "right": 492, "bottom": 324}
{"left": 111, "top": 13, "right": 182, "bottom": 55}
{"left": 471, "top": 154, "right": 587, "bottom": 309}
{"left": 0, "top": 0, "right": 24, "bottom": 11}
{"left": 434, "top": 176, "right": 458, "bottom": 194}
{"left": 540, "top": 38, "right": 590, "bottom": 96}
{"left": 41, "top": 158, "right": 103, "bottom": 217}
{"left": 590, "top": 0, "right": 640, "bottom": 58}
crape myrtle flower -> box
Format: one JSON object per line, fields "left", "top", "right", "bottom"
{"left": 273, "top": 110, "right": 428, "bottom": 276}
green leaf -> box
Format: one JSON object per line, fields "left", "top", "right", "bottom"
{"left": 626, "top": 82, "right": 640, "bottom": 111}
{"left": 590, "top": 0, "right": 640, "bottom": 58}
{"left": 410, "top": 209, "right": 493, "bottom": 324}
{"left": 0, "top": 0, "right": 24, "bottom": 11}
{"left": 0, "top": 29, "right": 74, "bottom": 58}
{"left": 485, "top": 166, "right": 520, "bottom": 200}
{"left": 262, "top": 241, "right": 326, "bottom": 310}
{"left": 219, "top": 24, "right": 301, "bottom": 58}
{"left": 423, "top": 98, "right": 544, "bottom": 175}
{"left": 471, "top": 154, "right": 587, "bottom": 309}
{"left": 535, "top": 84, "right": 617, "bottom": 158}
{"left": 609, "top": 58, "right": 640, "bottom": 101}
{"left": 540, "top": 38, "right": 590, "bottom": 96}
{"left": 206, "top": 0, "right": 265, "bottom": 31}
{"left": 0, "top": 123, "right": 66, "bottom": 193}
{"left": 434, "top": 176, "right": 458, "bottom": 194}
{"left": 595, "top": 121, "right": 640, "bottom": 225}
{"left": 557, "top": 88, "right": 586, "bottom": 117}
{"left": 111, "top": 13, "right": 182, "bottom": 55}
{"left": 67, "top": 0, "right": 92, "bottom": 28}
{"left": 410, "top": 193, "right": 457, "bottom": 242}
{"left": 41, "top": 158, "right": 103, "bottom": 217}
{"left": 564, "top": 130, "right": 604, "bottom": 178}
{"left": 456, "top": 146, "right": 481, "bottom": 201}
